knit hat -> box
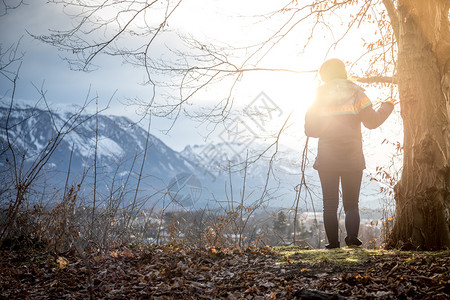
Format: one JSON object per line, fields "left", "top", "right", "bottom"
{"left": 319, "top": 59, "right": 348, "bottom": 82}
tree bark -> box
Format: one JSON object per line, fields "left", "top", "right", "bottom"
{"left": 387, "top": 0, "right": 450, "bottom": 250}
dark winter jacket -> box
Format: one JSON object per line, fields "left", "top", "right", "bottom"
{"left": 305, "top": 79, "right": 394, "bottom": 171}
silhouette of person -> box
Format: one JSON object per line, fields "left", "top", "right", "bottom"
{"left": 305, "top": 58, "right": 397, "bottom": 249}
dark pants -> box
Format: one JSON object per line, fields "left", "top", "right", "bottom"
{"left": 318, "top": 170, "right": 363, "bottom": 245}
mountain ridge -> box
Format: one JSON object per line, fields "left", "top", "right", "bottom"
{"left": 0, "top": 102, "right": 385, "bottom": 211}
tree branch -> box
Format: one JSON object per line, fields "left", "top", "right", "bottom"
{"left": 382, "top": 0, "right": 399, "bottom": 40}
{"left": 355, "top": 75, "right": 397, "bottom": 84}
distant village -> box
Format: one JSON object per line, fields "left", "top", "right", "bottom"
{"left": 122, "top": 207, "right": 388, "bottom": 249}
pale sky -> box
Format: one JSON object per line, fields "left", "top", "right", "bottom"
{"left": 0, "top": 0, "right": 401, "bottom": 164}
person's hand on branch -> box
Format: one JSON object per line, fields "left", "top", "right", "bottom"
{"left": 385, "top": 99, "right": 399, "bottom": 106}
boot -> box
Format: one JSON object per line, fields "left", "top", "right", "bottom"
{"left": 325, "top": 242, "right": 340, "bottom": 249}
{"left": 345, "top": 235, "right": 362, "bottom": 247}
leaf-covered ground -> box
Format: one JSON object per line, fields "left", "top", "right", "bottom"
{"left": 1, "top": 245, "right": 449, "bottom": 299}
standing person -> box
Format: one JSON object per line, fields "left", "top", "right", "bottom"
{"left": 305, "top": 59, "right": 397, "bottom": 249}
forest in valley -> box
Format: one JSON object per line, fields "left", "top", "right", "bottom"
{"left": 1, "top": 0, "right": 449, "bottom": 299}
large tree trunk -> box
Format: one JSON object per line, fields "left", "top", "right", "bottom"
{"left": 387, "top": 0, "right": 450, "bottom": 250}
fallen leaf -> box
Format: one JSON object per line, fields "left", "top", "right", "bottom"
{"left": 56, "top": 256, "right": 69, "bottom": 269}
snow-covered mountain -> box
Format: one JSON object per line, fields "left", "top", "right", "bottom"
{"left": 1, "top": 105, "right": 199, "bottom": 177}
{"left": 0, "top": 102, "right": 386, "bottom": 211}
{"left": 0, "top": 104, "right": 212, "bottom": 209}
{"left": 180, "top": 141, "right": 320, "bottom": 209}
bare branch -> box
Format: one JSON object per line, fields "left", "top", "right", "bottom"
{"left": 355, "top": 75, "right": 397, "bottom": 84}
{"left": 382, "top": 0, "right": 399, "bottom": 40}
{"left": 0, "top": 0, "right": 24, "bottom": 17}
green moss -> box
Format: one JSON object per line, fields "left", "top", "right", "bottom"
{"left": 275, "top": 246, "right": 450, "bottom": 268}
{"left": 277, "top": 246, "right": 399, "bottom": 267}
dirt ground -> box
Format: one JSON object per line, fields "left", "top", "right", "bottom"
{"left": 1, "top": 245, "right": 449, "bottom": 299}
